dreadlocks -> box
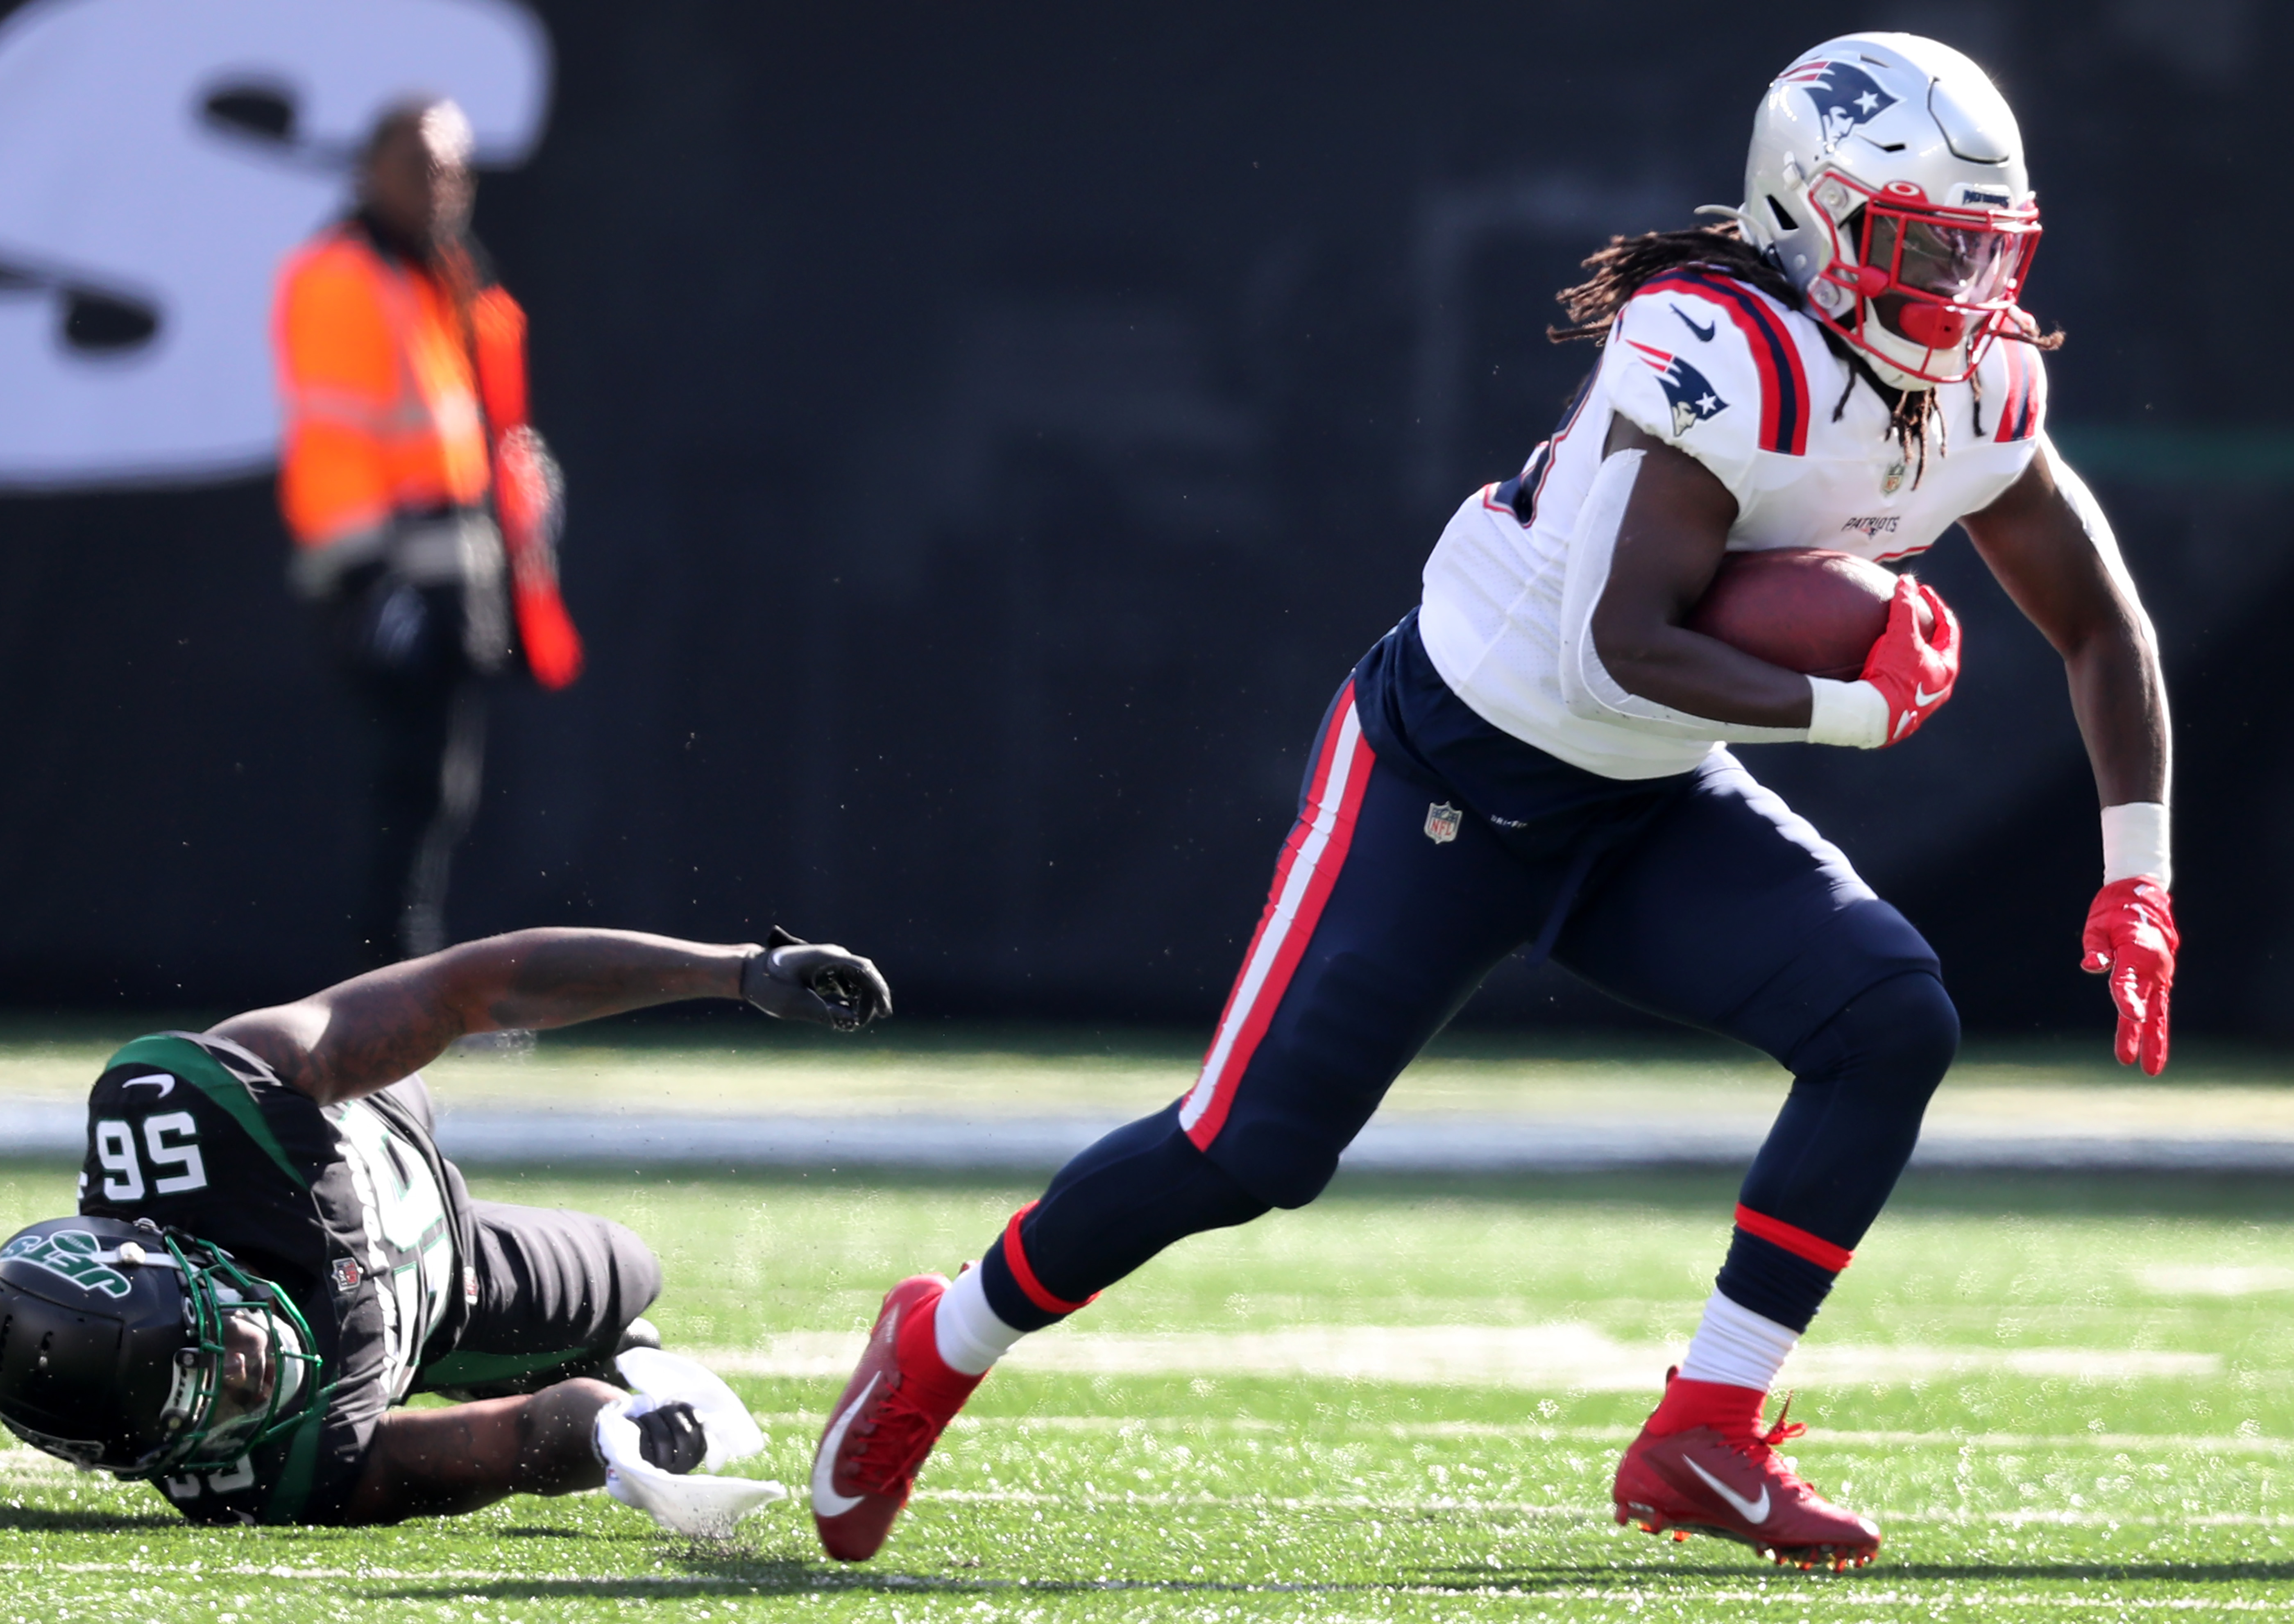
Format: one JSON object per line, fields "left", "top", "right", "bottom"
{"left": 1546, "top": 220, "right": 2059, "bottom": 487}
{"left": 1548, "top": 222, "right": 1796, "bottom": 342}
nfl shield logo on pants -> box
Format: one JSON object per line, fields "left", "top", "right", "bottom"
{"left": 1423, "top": 802, "right": 1462, "bottom": 844}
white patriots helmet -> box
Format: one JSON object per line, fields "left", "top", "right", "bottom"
{"left": 1735, "top": 34, "right": 2040, "bottom": 388}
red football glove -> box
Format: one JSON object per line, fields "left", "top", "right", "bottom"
{"left": 1860, "top": 576, "right": 1960, "bottom": 746}
{"left": 2081, "top": 877, "right": 2178, "bottom": 1075}
{"left": 494, "top": 426, "right": 584, "bottom": 691}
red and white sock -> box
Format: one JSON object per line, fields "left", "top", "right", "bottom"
{"left": 932, "top": 1263, "right": 1027, "bottom": 1377}
{"left": 1652, "top": 1290, "right": 1799, "bottom": 1434}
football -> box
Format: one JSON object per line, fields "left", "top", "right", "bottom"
{"left": 1684, "top": 548, "right": 1929, "bottom": 680}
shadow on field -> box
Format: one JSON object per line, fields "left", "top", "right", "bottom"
{"left": 377, "top": 1554, "right": 2294, "bottom": 1604}
{"left": 1442, "top": 1558, "right": 2294, "bottom": 1586}
{"left": 0, "top": 1505, "right": 180, "bottom": 1533}
{"left": 1889, "top": 1562, "right": 2294, "bottom": 1583}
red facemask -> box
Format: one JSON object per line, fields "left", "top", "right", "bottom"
{"left": 1813, "top": 176, "right": 2041, "bottom": 382}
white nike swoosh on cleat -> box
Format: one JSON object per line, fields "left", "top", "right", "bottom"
{"left": 121, "top": 1074, "right": 174, "bottom": 1096}
{"left": 1913, "top": 685, "right": 1946, "bottom": 708}
{"left": 811, "top": 1372, "right": 881, "bottom": 1517}
{"left": 1683, "top": 1457, "right": 1769, "bottom": 1525}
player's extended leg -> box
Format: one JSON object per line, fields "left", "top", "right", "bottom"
{"left": 812, "top": 682, "right": 1549, "bottom": 1560}
{"left": 1553, "top": 751, "right": 1957, "bottom": 1565}
{"left": 414, "top": 1201, "right": 664, "bottom": 1399}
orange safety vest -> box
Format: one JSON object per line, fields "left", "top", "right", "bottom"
{"left": 273, "top": 222, "right": 503, "bottom": 548}
{"left": 273, "top": 222, "right": 581, "bottom": 687}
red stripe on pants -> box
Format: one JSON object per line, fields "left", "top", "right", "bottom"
{"left": 1180, "top": 691, "right": 1376, "bottom": 1151}
{"left": 1001, "top": 1201, "right": 1097, "bottom": 1316}
{"left": 1734, "top": 1203, "right": 1854, "bottom": 1273}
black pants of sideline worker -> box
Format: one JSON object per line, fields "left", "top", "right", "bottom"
{"left": 330, "top": 577, "right": 490, "bottom": 967}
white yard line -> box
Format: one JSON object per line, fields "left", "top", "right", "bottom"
{"left": 19, "top": 1096, "right": 2294, "bottom": 1171}
{"left": 908, "top": 1489, "right": 2294, "bottom": 1531}
{"left": 745, "top": 1411, "right": 2290, "bottom": 1454}
{"left": 2140, "top": 1266, "right": 2294, "bottom": 1297}
{"left": 694, "top": 1325, "right": 2222, "bottom": 1389}
{"left": 8, "top": 1409, "right": 2272, "bottom": 1498}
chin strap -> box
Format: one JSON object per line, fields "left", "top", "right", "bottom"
{"left": 1693, "top": 203, "right": 1760, "bottom": 234}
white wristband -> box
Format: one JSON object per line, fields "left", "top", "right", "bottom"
{"left": 2101, "top": 802, "right": 2171, "bottom": 889}
{"left": 1806, "top": 677, "right": 1888, "bottom": 749}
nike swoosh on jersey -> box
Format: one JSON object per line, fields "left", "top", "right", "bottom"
{"left": 1684, "top": 1456, "right": 1770, "bottom": 1524}
{"left": 811, "top": 1371, "right": 882, "bottom": 1517}
{"left": 1914, "top": 684, "right": 1947, "bottom": 707}
{"left": 121, "top": 1074, "right": 175, "bottom": 1096}
{"left": 1671, "top": 303, "right": 1716, "bottom": 342}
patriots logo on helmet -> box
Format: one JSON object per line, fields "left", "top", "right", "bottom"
{"left": 1625, "top": 340, "right": 1729, "bottom": 438}
{"left": 1776, "top": 59, "right": 1898, "bottom": 145}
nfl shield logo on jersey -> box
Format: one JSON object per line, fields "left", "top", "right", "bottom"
{"left": 1424, "top": 802, "right": 1462, "bottom": 844}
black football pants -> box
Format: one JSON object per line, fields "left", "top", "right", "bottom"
{"left": 413, "top": 1201, "right": 663, "bottom": 1398}
{"left": 330, "top": 578, "right": 488, "bottom": 967}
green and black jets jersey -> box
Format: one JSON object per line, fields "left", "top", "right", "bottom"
{"left": 77, "top": 1032, "right": 477, "bottom": 1525}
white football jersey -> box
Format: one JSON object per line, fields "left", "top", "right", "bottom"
{"left": 1418, "top": 269, "right": 2047, "bottom": 779}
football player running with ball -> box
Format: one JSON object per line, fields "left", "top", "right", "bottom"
{"left": 0, "top": 925, "right": 888, "bottom": 1531}
{"left": 812, "top": 33, "right": 2175, "bottom": 1571}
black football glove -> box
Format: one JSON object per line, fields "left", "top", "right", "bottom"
{"left": 632, "top": 1400, "right": 708, "bottom": 1476}
{"left": 740, "top": 925, "right": 892, "bottom": 1032}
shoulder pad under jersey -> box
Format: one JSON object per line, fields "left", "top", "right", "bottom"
{"left": 1604, "top": 272, "right": 1813, "bottom": 499}
{"left": 1973, "top": 328, "right": 2048, "bottom": 447}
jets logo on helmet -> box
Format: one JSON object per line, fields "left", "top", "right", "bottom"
{"left": 1736, "top": 33, "right": 2042, "bottom": 388}
{"left": 1776, "top": 60, "right": 1898, "bottom": 146}
{"left": 1625, "top": 340, "right": 1730, "bottom": 438}
{"left": 0, "top": 1215, "right": 324, "bottom": 1479}
{"left": 2, "top": 1228, "right": 134, "bottom": 1299}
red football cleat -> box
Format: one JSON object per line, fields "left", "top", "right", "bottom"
{"left": 1612, "top": 1373, "right": 1880, "bottom": 1569}
{"left": 811, "top": 1273, "right": 984, "bottom": 1562}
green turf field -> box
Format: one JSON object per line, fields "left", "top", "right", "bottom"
{"left": 4, "top": 1157, "right": 2292, "bottom": 1622}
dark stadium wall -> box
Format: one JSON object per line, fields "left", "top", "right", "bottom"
{"left": 2, "top": 0, "right": 2287, "bottom": 1038}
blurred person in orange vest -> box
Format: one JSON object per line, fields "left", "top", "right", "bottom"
{"left": 274, "top": 99, "right": 582, "bottom": 968}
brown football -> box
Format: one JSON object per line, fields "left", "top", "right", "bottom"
{"left": 1684, "top": 548, "right": 1929, "bottom": 681}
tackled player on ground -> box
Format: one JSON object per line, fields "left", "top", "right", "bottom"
{"left": 0, "top": 924, "right": 889, "bottom": 1533}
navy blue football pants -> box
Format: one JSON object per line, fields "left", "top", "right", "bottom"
{"left": 979, "top": 653, "right": 1958, "bottom": 1338}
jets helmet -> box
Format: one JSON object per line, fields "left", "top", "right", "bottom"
{"left": 1734, "top": 33, "right": 2040, "bottom": 388}
{"left": 0, "top": 1216, "right": 321, "bottom": 1476}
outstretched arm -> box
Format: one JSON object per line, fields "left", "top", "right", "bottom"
{"left": 211, "top": 926, "right": 889, "bottom": 1107}
{"left": 340, "top": 1379, "right": 617, "bottom": 1524}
